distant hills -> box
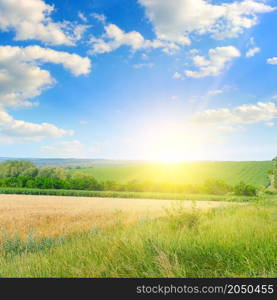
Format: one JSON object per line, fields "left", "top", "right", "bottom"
{"left": 0, "top": 157, "right": 146, "bottom": 168}
{"left": 0, "top": 158, "right": 273, "bottom": 186}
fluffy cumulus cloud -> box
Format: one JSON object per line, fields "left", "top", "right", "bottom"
{"left": 0, "top": 0, "right": 88, "bottom": 45}
{"left": 0, "top": 45, "right": 91, "bottom": 108}
{"left": 0, "top": 108, "right": 73, "bottom": 143}
{"left": 185, "top": 46, "right": 241, "bottom": 78}
{"left": 139, "top": 0, "right": 276, "bottom": 45}
{"left": 191, "top": 102, "right": 277, "bottom": 131}
{"left": 0, "top": 45, "right": 91, "bottom": 143}
{"left": 267, "top": 57, "right": 277, "bottom": 65}
{"left": 88, "top": 23, "right": 179, "bottom": 55}
{"left": 0, "top": 1, "right": 93, "bottom": 145}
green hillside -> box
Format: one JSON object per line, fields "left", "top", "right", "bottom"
{"left": 72, "top": 161, "right": 273, "bottom": 187}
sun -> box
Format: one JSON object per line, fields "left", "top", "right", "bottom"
{"left": 155, "top": 149, "right": 188, "bottom": 163}
{"left": 137, "top": 119, "right": 217, "bottom": 162}
{"left": 144, "top": 135, "right": 202, "bottom": 163}
{"left": 133, "top": 112, "right": 222, "bottom": 162}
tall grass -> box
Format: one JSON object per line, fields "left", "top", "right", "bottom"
{"left": 2, "top": 232, "right": 63, "bottom": 257}
{"left": 0, "top": 201, "right": 276, "bottom": 278}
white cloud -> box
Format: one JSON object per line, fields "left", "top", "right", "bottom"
{"left": 266, "top": 121, "right": 274, "bottom": 127}
{"left": 173, "top": 72, "right": 182, "bottom": 79}
{"left": 79, "top": 120, "right": 88, "bottom": 125}
{"left": 189, "top": 49, "right": 199, "bottom": 55}
{"left": 0, "top": 45, "right": 90, "bottom": 143}
{"left": 0, "top": 45, "right": 91, "bottom": 108}
{"left": 185, "top": 46, "right": 241, "bottom": 78}
{"left": 248, "top": 37, "right": 255, "bottom": 46}
{"left": 267, "top": 57, "right": 277, "bottom": 65}
{"left": 41, "top": 140, "right": 93, "bottom": 158}
{"left": 246, "top": 47, "right": 260, "bottom": 57}
{"left": 73, "top": 24, "right": 90, "bottom": 41}
{"left": 208, "top": 89, "right": 224, "bottom": 96}
{"left": 170, "top": 96, "right": 179, "bottom": 101}
{"left": 0, "top": 0, "right": 86, "bottom": 45}
{"left": 92, "top": 13, "right": 107, "bottom": 24}
{"left": 139, "top": 0, "right": 275, "bottom": 45}
{"left": 78, "top": 12, "right": 88, "bottom": 23}
{"left": 88, "top": 23, "right": 179, "bottom": 55}
{"left": 0, "top": 108, "right": 73, "bottom": 143}
{"left": 141, "top": 53, "right": 149, "bottom": 60}
{"left": 133, "top": 62, "right": 154, "bottom": 69}
{"left": 191, "top": 102, "right": 277, "bottom": 131}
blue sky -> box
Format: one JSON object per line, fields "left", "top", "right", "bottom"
{"left": 0, "top": 0, "right": 277, "bottom": 161}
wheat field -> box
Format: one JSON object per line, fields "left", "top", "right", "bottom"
{"left": 0, "top": 194, "right": 228, "bottom": 239}
{"left": 0, "top": 194, "right": 275, "bottom": 278}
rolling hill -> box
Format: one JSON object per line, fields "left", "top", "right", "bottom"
{"left": 72, "top": 161, "right": 273, "bottom": 186}
{"left": 0, "top": 158, "right": 273, "bottom": 186}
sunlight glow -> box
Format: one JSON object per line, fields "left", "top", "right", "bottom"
{"left": 138, "top": 119, "right": 220, "bottom": 162}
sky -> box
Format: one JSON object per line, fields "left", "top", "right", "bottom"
{"left": 0, "top": 0, "right": 277, "bottom": 161}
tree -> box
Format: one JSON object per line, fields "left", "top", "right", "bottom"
{"left": 0, "top": 161, "right": 36, "bottom": 178}
{"left": 21, "top": 167, "right": 39, "bottom": 177}
{"left": 37, "top": 167, "right": 69, "bottom": 180}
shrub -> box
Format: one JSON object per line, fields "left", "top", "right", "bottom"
{"left": 233, "top": 182, "right": 257, "bottom": 196}
{"left": 201, "top": 179, "right": 231, "bottom": 195}
{"left": 265, "top": 189, "right": 277, "bottom": 195}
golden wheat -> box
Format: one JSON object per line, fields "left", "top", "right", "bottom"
{"left": 0, "top": 194, "right": 228, "bottom": 238}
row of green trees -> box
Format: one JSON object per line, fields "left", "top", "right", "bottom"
{"left": 0, "top": 161, "right": 258, "bottom": 196}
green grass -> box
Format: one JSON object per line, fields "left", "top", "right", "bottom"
{"left": 1, "top": 232, "right": 64, "bottom": 257}
{"left": 0, "top": 202, "right": 276, "bottom": 278}
{"left": 0, "top": 187, "right": 255, "bottom": 202}
{"left": 72, "top": 161, "right": 273, "bottom": 186}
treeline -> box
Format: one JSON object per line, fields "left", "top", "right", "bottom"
{"left": 0, "top": 161, "right": 258, "bottom": 196}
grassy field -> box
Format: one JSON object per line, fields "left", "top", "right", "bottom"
{"left": 72, "top": 161, "right": 273, "bottom": 186}
{"left": 0, "top": 194, "right": 275, "bottom": 278}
